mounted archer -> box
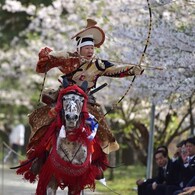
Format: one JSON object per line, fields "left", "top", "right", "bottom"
{"left": 35, "top": 18, "right": 144, "bottom": 154}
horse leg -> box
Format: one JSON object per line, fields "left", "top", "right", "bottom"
{"left": 46, "top": 176, "right": 58, "bottom": 195}
{"left": 68, "top": 186, "right": 82, "bottom": 195}
{"left": 46, "top": 187, "right": 56, "bottom": 195}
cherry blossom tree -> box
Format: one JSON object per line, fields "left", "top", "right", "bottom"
{"left": 96, "top": 0, "right": 195, "bottom": 163}
{"left": 0, "top": 0, "right": 194, "bottom": 163}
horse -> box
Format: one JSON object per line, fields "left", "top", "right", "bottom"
{"left": 16, "top": 80, "right": 108, "bottom": 195}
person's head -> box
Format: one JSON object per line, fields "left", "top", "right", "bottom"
{"left": 79, "top": 45, "right": 94, "bottom": 60}
{"left": 154, "top": 150, "right": 168, "bottom": 168}
{"left": 185, "top": 137, "right": 195, "bottom": 157}
{"left": 176, "top": 140, "right": 186, "bottom": 156}
{"left": 176, "top": 140, "right": 186, "bottom": 148}
{"left": 71, "top": 19, "right": 105, "bottom": 56}
{"left": 156, "top": 145, "right": 169, "bottom": 157}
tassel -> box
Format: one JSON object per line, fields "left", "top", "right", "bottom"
{"left": 99, "top": 178, "right": 107, "bottom": 186}
{"left": 98, "top": 178, "right": 121, "bottom": 195}
{"left": 59, "top": 125, "right": 66, "bottom": 138}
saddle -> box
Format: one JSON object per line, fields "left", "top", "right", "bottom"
{"left": 28, "top": 88, "right": 119, "bottom": 154}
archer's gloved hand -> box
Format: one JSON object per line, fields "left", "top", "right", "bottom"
{"left": 132, "top": 65, "right": 144, "bottom": 75}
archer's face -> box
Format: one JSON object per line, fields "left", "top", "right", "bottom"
{"left": 80, "top": 45, "right": 94, "bottom": 60}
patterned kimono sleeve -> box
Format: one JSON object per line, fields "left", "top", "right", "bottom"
{"left": 36, "top": 47, "right": 54, "bottom": 73}
{"left": 36, "top": 47, "right": 80, "bottom": 74}
{"left": 101, "top": 60, "right": 144, "bottom": 77}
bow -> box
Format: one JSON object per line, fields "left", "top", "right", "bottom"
{"left": 104, "top": 0, "right": 153, "bottom": 116}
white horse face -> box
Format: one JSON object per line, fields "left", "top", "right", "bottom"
{"left": 62, "top": 93, "right": 84, "bottom": 129}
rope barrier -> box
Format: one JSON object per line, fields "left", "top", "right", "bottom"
{"left": 2, "top": 141, "right": 25, "bottom": 162}
{"left": 0, "top": 141, "right": 28, "bottom": 195}
{"left": 0, "top": 141, "right": 86, "bottom": 194}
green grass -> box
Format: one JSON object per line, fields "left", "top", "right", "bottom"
{"left": 95, "top": 165, "right": 146, "bottom": 195}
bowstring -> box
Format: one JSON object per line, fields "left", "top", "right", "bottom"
{"left": 37, "top": 64, "right": 48, "bottom": 107}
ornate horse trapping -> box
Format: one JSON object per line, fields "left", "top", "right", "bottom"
{"left": 16, "top": 81, "right": 108, "bottom": 195}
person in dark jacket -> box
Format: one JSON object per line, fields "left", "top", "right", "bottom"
{"left": 136, "top": 149, "right": 181, "bottom": 195}
{"left": 173, "top": 137, "right": 195, "bottom": 195}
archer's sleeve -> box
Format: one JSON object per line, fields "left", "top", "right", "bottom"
{"left": 99, "top": 60, "right": 144, "bottom": 77}
{"left": 36, "top": 47, "right": 55, "bottom": 73}
{"left": 36, "top": 47, "right": 80, "bottom": 74}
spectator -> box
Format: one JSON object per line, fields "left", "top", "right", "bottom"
{"left": 136, "top": 149, "right": 181, "bottom": 195}
{"left": 157, "top": 145, "right": 169, "bottom": 159}
{"left": 9, "top": 123, "right": 25, "bottom": 164}
{"left": 172, "top": 140, "right": 187, "bottom": 163}
{"left": 173, "top": 137, "right": 195, "bottom": 195}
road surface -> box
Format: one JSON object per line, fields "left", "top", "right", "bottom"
{"left": 0, "top": 163, "right": 102, "bottom": 195}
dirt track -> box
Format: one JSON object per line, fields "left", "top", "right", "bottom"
{"left": 0, "top": 164, "right": 102, "bottom": 195}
